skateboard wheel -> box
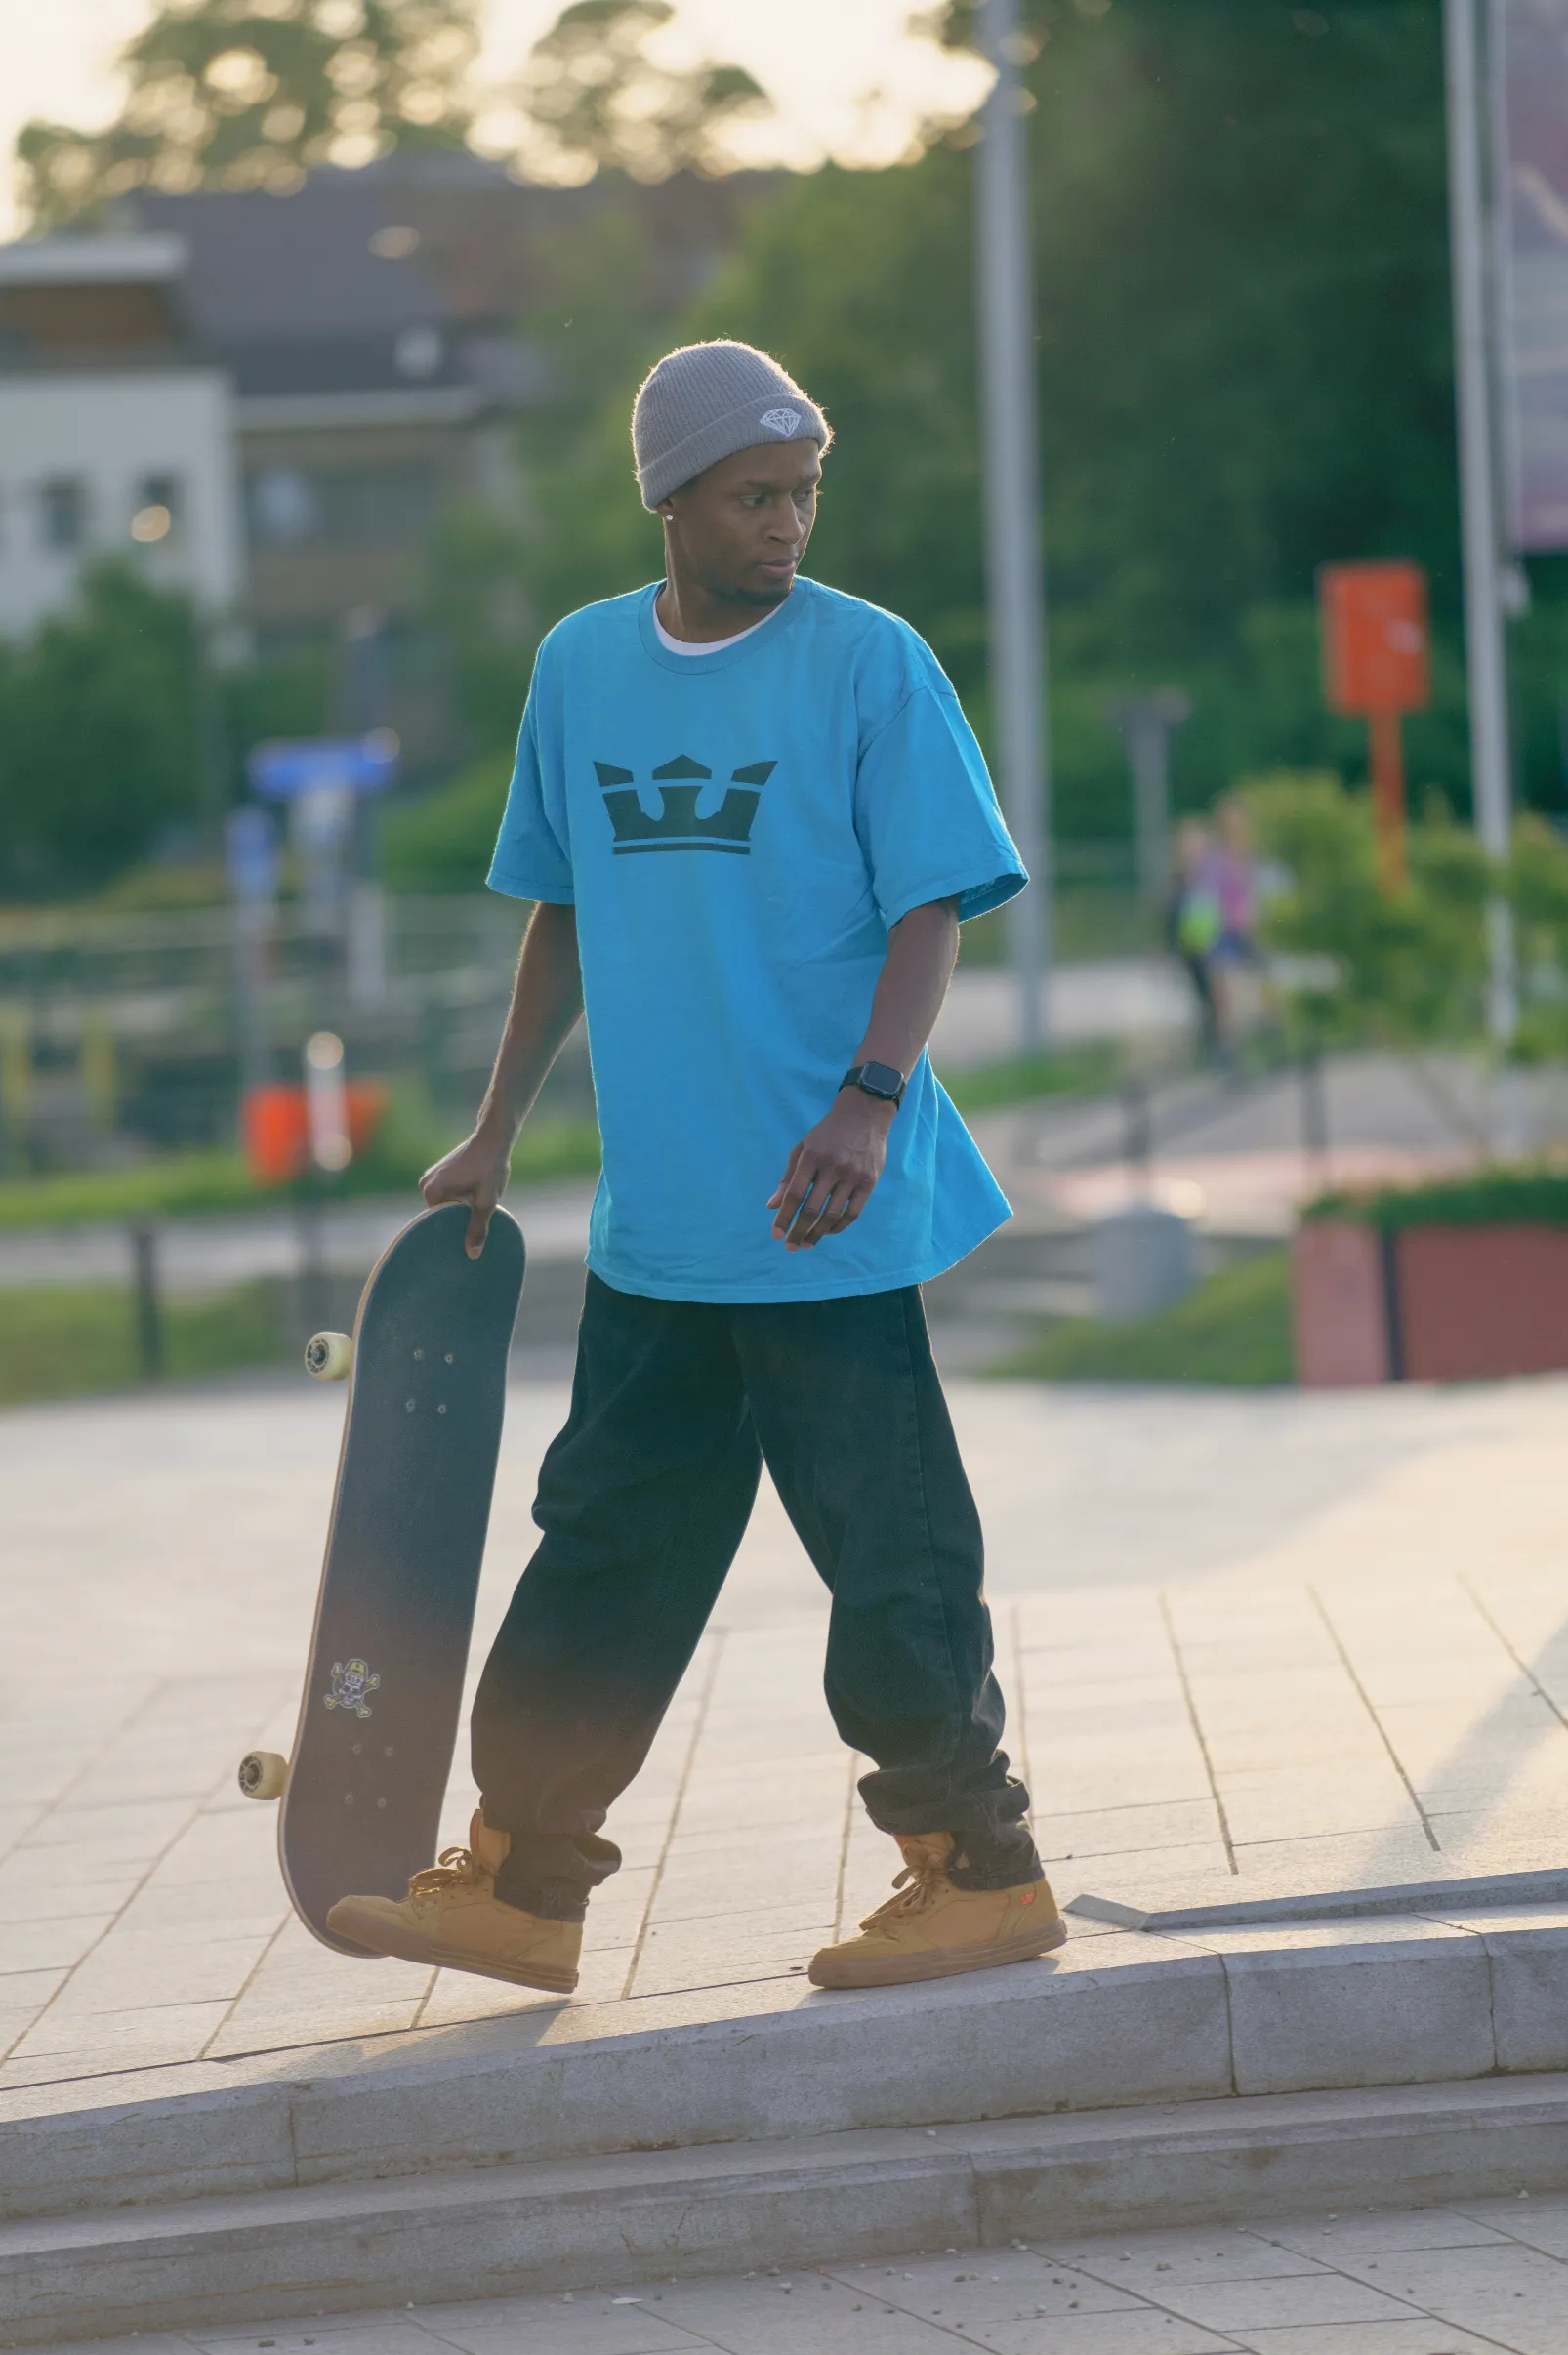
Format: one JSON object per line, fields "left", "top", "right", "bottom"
{"left": 305, "top": 1331, "right": 353, "bottom": 1383}
{"left": 238, "top": 1750, "right": 289, "bottom": 1802}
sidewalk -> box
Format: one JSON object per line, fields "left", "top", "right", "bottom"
{"left": 5, "top": 1370, "right": 1568, "bottom": 2096}
{"left": 34, "top": 2195, "right": 1568, "bottom": 2353}
{"left": 10, "top": 1369, "right": 1568, "bottom": 2334}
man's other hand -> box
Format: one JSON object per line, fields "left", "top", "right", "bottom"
{"left": 421, "top": 1127, "right": 513, "bottom": 1259}
{"left": 768, "top": 1091, "right": 894, "bottom": 1250}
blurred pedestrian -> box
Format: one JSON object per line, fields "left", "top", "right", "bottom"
{"left": 1203, "top": 796, "right": 1271, "bottom": 1060}
{"left": 1166, "top": 816, "right": 1220, "bottom": 1056}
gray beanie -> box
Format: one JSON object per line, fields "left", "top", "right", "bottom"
{"left": 632, "top": 339, "right": 831, "bottom": 510}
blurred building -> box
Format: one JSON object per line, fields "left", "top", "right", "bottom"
{"left": 0, "top": 233, "right": 242, "bottom": 637}
{"left": 0, "top": 156, "right": 766, "bottom": 766}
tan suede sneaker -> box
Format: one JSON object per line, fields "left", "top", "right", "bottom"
{"left": 807, "top": 1831, "right": 1066, "bottom": 1990}
{"left": 326, "top": 1810, "right": 581, "bottom": 1993}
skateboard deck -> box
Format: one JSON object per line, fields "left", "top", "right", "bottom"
{"left": 241, "top": 1203, "right": 525, "bottom": 1952}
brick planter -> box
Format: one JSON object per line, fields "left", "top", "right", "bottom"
{"left": 1294, "top": 1219, "right": 1568, "bottom": 1384}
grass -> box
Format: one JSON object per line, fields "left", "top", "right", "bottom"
{"left": 0, "top": 1113, "right": 601, "bottom": 1232}
{"left": 941, "top": 1041, "right": 1121, "bottom": 1115}
{"left": 0, "top": 1279, "right": 285, "bottom": 1409}
{"left": 990, "top": 1251, "right": 1294, "bottom": 1387}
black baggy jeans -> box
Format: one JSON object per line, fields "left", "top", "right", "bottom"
{"left": 472, "top": 1272, "right": 1041, "bottom": 1921}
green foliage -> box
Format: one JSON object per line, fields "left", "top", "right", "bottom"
{"left": 990, "top": 1250, "right": 1293, "bottom": 1387}
{"left": 0, "top": 565, "right": 201, "bottom": 897}
{"left": 1246, "top": 769, "right": 1490, "bottom": 1045}
{"left": 17, "top": 0, "right": 478, "bottom": 227}
{"left": 1507, "top": 816, "right": 1568, "bottom": 1060}
{"left": 219, "top": 639, "right": 333, "bottom": 800}
{"left": 0, "top": 1278, "right": 285, "bottom": 1408}
{"left": 421, "top": 512, "right": 537, "bottom": 758}
{"left": 511, "top": 0, "right": 1568, "bottom": 827}
{"left": 670, "top": 0, "right": 1461, "bottom": 695}
{"left": 383, "top": 753, "right": 512, "bottom": 891}
{"left": 939, "top": 1041, "right": 1120, "bottom": 1112}
{"left": 1305, "top": 1162, "right": 1568, "bottom": 1232}
{"left": 15, "top": 0, "right": 769, "bottom": 242}
{"left": 0, "top": 567, "right": 344, "bottom": 899}
{"left": 513, "top": 2, "right": 768, "bottom": 184}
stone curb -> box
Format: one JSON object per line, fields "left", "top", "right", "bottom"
{"left": 5, "top": 2074, "right": 1568, "bottom": 2345}
{"left": 5, "top": 1909, "right": 1568, "bottom": 2228}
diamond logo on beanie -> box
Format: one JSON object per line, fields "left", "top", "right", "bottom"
{"left": 759, "top": 407, "right": 802, "bottom": 436}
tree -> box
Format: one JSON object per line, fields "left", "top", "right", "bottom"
{"left": 491, "top": 1, "right": 769, "bottom": 186}
{"left": 521, "top": 2, "right": 1568, "bottom": 830}
{"left": 1248, "top": 770, "right": 1490, "bottom": 1046}
{"left": 0, "top": 566, "right": 202, "bottom": 896}
{"left": 17, "top": 0, "right": 479, "bottom": 227}
{"left": 16, "top": 0, "right": 766, "bottom": 229}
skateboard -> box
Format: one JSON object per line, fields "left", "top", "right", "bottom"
{"left": 238, "top": 1202, "right": 526, "bottom": 1953}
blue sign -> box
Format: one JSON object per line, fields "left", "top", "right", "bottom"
{"left": 247, "top": 729, "right": 399, "bottom": 800}
{"left": 226, "top": 806, "right": 279, "bottom": 904}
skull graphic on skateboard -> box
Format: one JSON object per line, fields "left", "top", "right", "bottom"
{"left": 238, "top": 1203, "right": 525, "bottom": 1952}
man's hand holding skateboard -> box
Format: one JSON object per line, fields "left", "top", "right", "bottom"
{"left": 421, "top": 1126, "right": 514, "bottom": 1261}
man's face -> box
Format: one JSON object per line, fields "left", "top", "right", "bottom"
{"left": 661, "top": 440, "right": 822, "bottom": 609}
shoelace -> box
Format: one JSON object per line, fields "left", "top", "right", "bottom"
{"left": 862, "top": 1854, "right": 947, "bottom": 1927}
{"left": 408, "top": 1845, "right": 490, "bottom": 1898}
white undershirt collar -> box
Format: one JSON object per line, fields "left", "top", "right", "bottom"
{"left": 652, "top": 596, "right": 786, "bottom": 657}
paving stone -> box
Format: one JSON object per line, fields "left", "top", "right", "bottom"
{"left": 1230, "top": 2324, "right": 1512, "bottom": 2352}
{"left": 964, "top": 2316, "right": 1236, "bottom": 2353}
{"left": 830, "top": 2246, "right": 1142, "bottom": 2323}
{"left": 1256, "top": 2208, "right": 1519, "bottom": 2258}
{"left": 1044, "top": 2223, "right": 1329, "bottom": 2292}
{"left": 640, "top": 2271, "right": 982, "bottom": 2351}
{"left": 410, "top": 2293, "right": 711, "bottom": 2353}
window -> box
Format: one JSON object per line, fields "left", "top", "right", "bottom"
{"left": 246, "top": 463, "right": 437, "bottom": 548}
{"left": 249, "top": 466, "right": 317, "bottom": 545}
{"left": 131, "top": 471, "right": 182, "bottom": 544}
{"left": 317, "top": 465, "right": 437, "bottom": 542}
{"left": 40, "top": 476, "right": 86, "bottom": 550}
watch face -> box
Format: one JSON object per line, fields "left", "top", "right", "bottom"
{"left": 860, "top": 1062, "right": 904, "bottom": 1099}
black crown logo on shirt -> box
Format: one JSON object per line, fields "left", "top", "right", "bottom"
{"left": 594, "top": 755, "right": 777, "bottom": 856}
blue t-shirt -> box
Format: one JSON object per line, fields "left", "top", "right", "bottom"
{"left": 488, "top": 576, "right": 1026, "bottom": 1303}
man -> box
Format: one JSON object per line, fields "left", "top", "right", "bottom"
{"left": 328, "top": 340, "right": 1064, "bottom": 1995}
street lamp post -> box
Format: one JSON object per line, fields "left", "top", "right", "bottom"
{"left": 1445, "top": 0, "right": 1517, "bottom": 1043}
{"left": 975, "top": 0, "right": 1052, "bottom": 1054}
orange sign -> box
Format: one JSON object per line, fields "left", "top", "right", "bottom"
{"left": 1318, "top": 561, "right": 1431, "bottom": 715}
{"left": 242, "top": 1081, "right": 389, "bottom": 1186}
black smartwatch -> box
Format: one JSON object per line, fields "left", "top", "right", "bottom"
{"left": 841, "top": 1060, "right": 907, "bottom": 1108}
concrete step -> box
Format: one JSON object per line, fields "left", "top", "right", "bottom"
{"left": 6, "top": 2074, "right": 1568, "bottom": 2345}
{"left": 7, "top": 1906, "right": 1568, "bottom": 2231}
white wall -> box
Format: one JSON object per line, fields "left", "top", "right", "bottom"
{"left": 0, "top": 369, "right": 242, "bottom": 639}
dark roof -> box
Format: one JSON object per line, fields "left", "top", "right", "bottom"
{"left": 122, "top": 155, "right": 772, "bottom": 403}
